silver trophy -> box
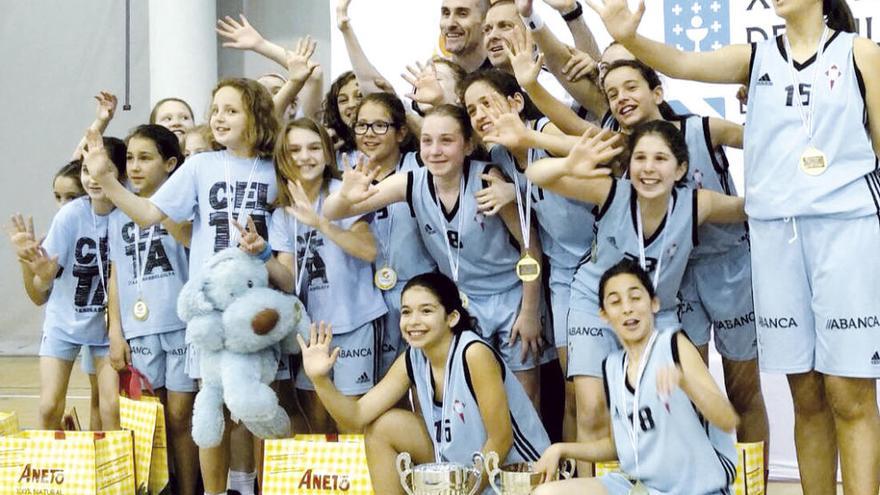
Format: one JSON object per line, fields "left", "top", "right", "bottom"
{"left": 397, "top": 451, "right": 485, "bottom": 495}
{"left": 485, "top": 451, "right": 575, "bottom": 494}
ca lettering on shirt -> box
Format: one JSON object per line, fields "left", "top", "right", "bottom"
{"left": 207, "top": 180, "right": 271, "bottom": 252}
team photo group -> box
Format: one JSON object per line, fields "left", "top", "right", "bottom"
{"left": 6, "top": 0, "right": 879, "bottom": 493}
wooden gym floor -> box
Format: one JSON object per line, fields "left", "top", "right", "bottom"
{"left": 0, "top": 356, "right": 849, "bottom": 494}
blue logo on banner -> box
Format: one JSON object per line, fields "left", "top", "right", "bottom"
{"left": 664, "top": 0, "right": 730, "bottom": 52}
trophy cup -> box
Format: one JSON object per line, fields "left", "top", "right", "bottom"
{"left": 397, "top": 451, "right": 486, "bottom": 495}
{"left": 485, "top": 451, "right": 575, "bottom": 494}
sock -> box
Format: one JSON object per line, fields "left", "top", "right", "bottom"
{"left": 228, "top": 470, "right": 256, "bottom": 495}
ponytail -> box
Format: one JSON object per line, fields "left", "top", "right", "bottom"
{"left": 824, "top": 0, "right": 856, "bottom": 33}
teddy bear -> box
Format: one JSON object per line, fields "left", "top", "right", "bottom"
{"left": 177, "top": 248, "right": 309, "bottom": 448}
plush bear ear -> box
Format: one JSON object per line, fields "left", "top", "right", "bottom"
{"left": 177, "top": 275, "right": 214, "bottom": 321}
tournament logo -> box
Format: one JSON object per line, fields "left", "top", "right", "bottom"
{"left": 664, "top": 0, "right": 730, "bottom": 52}
{"left": 453, "top": 399, "right": 466, "bottom": 423}
{"left": 825, "top": 64, "right": 842, "bottom": 91}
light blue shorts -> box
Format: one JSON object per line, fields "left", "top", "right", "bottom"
{"left": 79, "top": 345, "right": 96, "bottom": 375}
{"left": 679, "top": 245, "right": 757, "bottom": 361}
{"left": 295, "top": 319, "right": 383, "bottom": 396}
{"left": 549, "top": 266, "right": 575, "bottom": 350}
{"left": 39, "top": 333, "right": 108, "bottom": 363}
{"left": 467, "top": 288, "right": 556, "bottom": 373}
{"left": 379, "top": 284, "right": 406, "bottom": 378}
{"left": 599, "top": 473, "right": 728, "bottom": 495}
{"left": 128, "top": 329, "right": 196, "bottom": 393}
{"left": 566, "top": 306, "right": 679, "bottom": 378}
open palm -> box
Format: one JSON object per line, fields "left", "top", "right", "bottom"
{"left": 297, "top": 322, "right": 339, "bottom": 379}
{"left": 584, "top": 0, "right": 645, "bottom": 42}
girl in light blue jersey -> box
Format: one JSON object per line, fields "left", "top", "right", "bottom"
{"left": 10, "top": 137, "right": 127, "bottom": 432}
{"left": 587, "top": 0, "right": 880, "bottom": 491}
{"left": 533, "top": 258, "right": 738, "bottom": 495}
{"left": 107, "top": 125, "right": 198, "bottom": 495}
{"left": 527, "top": 120, "right": 747, "bottom": 481}
{"left": 298, "top": 272, "right": 549, "bottom": 495}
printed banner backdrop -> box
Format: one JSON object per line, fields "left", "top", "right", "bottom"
{"left": 329, "top": 0, "right": 880, "bottom": 482}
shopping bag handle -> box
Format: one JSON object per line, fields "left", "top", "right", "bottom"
{"left": 118, "top": 365, "right": 155, "bottom": 399}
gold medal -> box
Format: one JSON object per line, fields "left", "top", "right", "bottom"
{"left": 133, "top": 298, "right": 149, "bottom": 321}
{"left": 629, "top": 480, "right": 649, "bottom": 495}
{"left": 459, "top": 291, "right": 469, "bottom": 309}
{"left": 374, "top": 266, "right": 398, "bottom": 291}
{"left": 515, "top": 253, "right": 541, "bottom": 282}
{"left": 799, "top": 146, "right": 828, "bottom": 176}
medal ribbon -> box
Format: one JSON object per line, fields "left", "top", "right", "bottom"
{"left": 90, "top": 210, "right": 108, "bottom": 304}
{"left": 224, "top": 152, "right": 260, "bottom": 247}
{"left": 635, "top": 196, "right": 673, "bottom": 290}
{"left": 783, "top": 27, "right": 829, "bottom": 141}
{"left": 432, "top": 174, "right": 466, "bottom": 282}
{"left": 620, "top": 330, "right": 660, "bottom": 480}
{"left": 376, "top": 156, "right": 403, "bottom": 271}
{"left": 133, "top": 225, "right": 156, "bottom": 300}
{"left": 510, "top": 150, "right": 533, "bottom": 252}
{"left": 293, "top": 193, "right": 323, "bottom": 297}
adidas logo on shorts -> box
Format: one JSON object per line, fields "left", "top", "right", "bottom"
{"left": 356, "top": 372, "right": 371, "bottom": 384}
{"left": 871, "top": 351, "right": 880, "bottom": 366}
{"left": 757, "top": 73, "right": 773, "bottom": 86}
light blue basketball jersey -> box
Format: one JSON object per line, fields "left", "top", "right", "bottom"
{"left": 678, "top": 115, "right": 749, "bottom": 258}
{"left": 107, "top": 209, "right": 189, "bottom": 338}
{"left": 490, "top": 118, "right": 597, "bottom": 284}
{"left": 370, "top": 151, "right": 437, "bottom": 284}
{"left": 406, "top": 160, "right": 521, "bottom": 297}
{"left": 269, "top": 179, "right": 387, "bottom": 334}
{"left": 41, "top": 197, "right": 110, "bottom": 345}
{"left": 603, "top": 330, "right": 736, "bottom": 493}
{"left": 570, "top": 180, "right": 697, "bottom": 313}
{"left": 745, "top": 31, "right": 879, "bottom": 219}
{"left": 406, "top": 331, "right": 550, "bottom": 465}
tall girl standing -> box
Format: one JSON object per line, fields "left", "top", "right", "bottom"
{"left": 587, "top": 0, "right": 880, "bottom": 492}
{"left": 83, "top": 78, "right": 280, "bottom": 495}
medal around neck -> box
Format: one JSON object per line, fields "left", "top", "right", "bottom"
{"left": 133, "top": 298, "right": 149, "bottom": 321}
{"left": 515, "top": 254, "right": 541, "bottom": 282}
{"left": 374, "top": 266, "right": 398, "bottom": 290}
{"left": 800, "top": 146, "right": 828, "bottom": 176}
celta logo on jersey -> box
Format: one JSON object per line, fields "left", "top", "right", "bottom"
{"left": 825, "top": 315, "right": 880, "bottom": 330}
{"left": 453, "top": 399, "right": 466, "bottom": 423}
{"left": 297, "top": 469, "right": 350, "bottom": 491}
{"left": 757, "top": 315, "right": 798, "bottom": 329}
{"left": 568, "top": 326, "right": 604, "bottom": 337}
{"left": 664, "top": 0, "right": 730, "bottom": 52}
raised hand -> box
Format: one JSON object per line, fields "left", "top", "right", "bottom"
{"left": 402, "top": 60, "right": 446, "bottom": 107}
{"left": 515, "top": 0, "right": 535, "bottom": 16}
{"left": 584, "top": 0, "right": 645, "bottom": 42}
{"left": 562, "top": 46, "right": 598, "bottom": 82}
{"left": 480, "top": 93, "right": 531, "bottom": 151}
{"left": 216, "top": 14, "right": 266, "bottom": 51}
{"left": 286, "top": 36, "right": 319, "bottom": 83}
{"left": 24, "top": 245, "right": 60, "bottom": 285}
{"left": 504, "top": 30, "right": 543, "bottom": 89}
{"left": 285, "top": 180, "right": 323, "bottom": 228}
{"left": 7, "top": 214, "right": 38, "bottom": 262}
{"left": 94, "top": 91, "right": 118, "bottom": 123}
{"left": 336, "top": 0, "right": 352, "bottom": 30}
{"left": 232, "top": 215, "right": 267, "bottom": 256}
{"left": 476, "top": 174, "right": 516, "bottom": 216}
{"left": 565, "top": 128, "right": 623, "bottom": 178}
{"left": 542, "top": 0, "right": 577, "bottom": 12}
{"left": 339, "top": 156, "right": 381, "bottom": 204}
{"left": 82, "top": 128, "right": 115, "bottom": 182}
{"left": 296, "top": 321, "right": 339, "bottom": 379}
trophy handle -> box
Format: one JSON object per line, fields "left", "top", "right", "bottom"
{"left": 467, "top": 451, "right": 486, "bottom": 495}
{"left": 559, "top": 458, "right": 576, "bottom": 479}
{"left": 485, "top": 451, "right": 502, "bottom": 494}
{"left": 396, "top": 452, "right": 415, "bottom": 495}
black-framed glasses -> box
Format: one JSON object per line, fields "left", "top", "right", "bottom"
{"left": 353, "top": 120, "right": 394, "bottom": 135}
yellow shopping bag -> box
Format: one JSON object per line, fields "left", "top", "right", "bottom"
{"left": 0, "top": 430, "right": 135, "bottom": 495}
{"left": 262, "top": 434, "right": 374, "bottom": 495}
{"left": 0, "top": 412, "right": 18, "bottom": 436}
{"left": 733, "top": 442, "right": 765, "bottom": 495}
{"left": 119, "top": 395, "right": 169, "bottom": 494}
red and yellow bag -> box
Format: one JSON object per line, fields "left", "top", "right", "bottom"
{"left": 0, "top": 430, "right": 135, "bottom": 495}
{"left": 262, "top": 434, "right": 374, "bottom": 495}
